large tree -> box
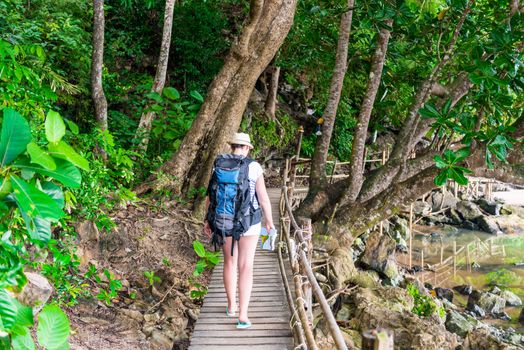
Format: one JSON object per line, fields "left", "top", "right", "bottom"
{"left": 140, "top": 0, "right": 298, "bottom": 204}
{"left": 135, "top": 0, "right": 176, "bottom": 152}
{"left": 91, "top": 0, "right": 108, "bottom": 132}
{"left": 296, "top": 0, "right": 524, "bottom": 248}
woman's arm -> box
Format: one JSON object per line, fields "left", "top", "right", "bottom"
{"left": 255, "top": 175, "right": 275, "bottom": 231}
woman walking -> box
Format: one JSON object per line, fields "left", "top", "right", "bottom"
{"left": 204, "top": 132, "right": 275, "bottom": 329}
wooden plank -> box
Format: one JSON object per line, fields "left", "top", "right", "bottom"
{"left": 194, "top": 323, "right": 290, "bottom": 331}
{"left": 190, "top": 337, "right": 293, "bottom": 345}
{"left": 195, "top": 316, "right": 290, "bottom": 324}
{"left": 197, "top": 311, "right": 289, "bottom": 319}
{"left": 193, "top": 330, "right": 292, "bottom": 338}
{"left": 189, "top": 344, "right": 292, "bottom": 350}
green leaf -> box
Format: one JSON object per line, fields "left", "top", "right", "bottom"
{"left": 163, "top": 87, "right": 180, "bottom": 100}
{"left": 0, "top": 288, "right": 18, "bottom": 331}
{"left": 454, "top": 148, "right": 470, "bottom": 161}
{"left": 145, "top": 92, "right": 163, "bottom": 103}
{"left": 418, "top": 104, "right": 440, "bottom": 119}
{"left": 0, "top": 108, "right": 32, "bottom": 167}
{"left": 11, "top": 326, "right": 36, "bottom": 350}
{"left": 190, "top": 90, "right": 204, "bottom": 103}
{"left": 40, "top": 182, "right": 64, "bottom": 209}
{"left": 20, "top": 210, "right": 51, "bottom": 243}
{"left": 48, "top": 142, "right": 89, "bottom": 171}
{"left": 434, "top": 171, "right": 448, "bottom": 186}
{"left": 45, "top": 111, "right": 66, "bottom": 143}
{"left": 14, "top": 157, "right": 82, "bottom": 189}
{"left": 193, "top": 260, "right": 206, "bottom": 276}
{"left": 14, "top": 301, "right": 33, "bottom": 328}
{"left": 11, "top": 175, "right": 64, "bottom": 221}
{"left": 0, "top": 178, "right": 12, "bottom": 199}
{"left": 37, "top": 305, "right": 70, "bottom": 350}
{"left": 442, "top": 98, "right": 452, "bottom": 115}
{"left": 449, "top": 168, "right": 468, "bottom": 186}
{"left": 64, "top": 120, "right": 79, "bottom": 135}
{"left": 193, "top": 240, "right": 206, "bottom": 258}
{"left": 27, "top": 142, "right": 56, "bottom": 170}
{"left": 433, "top": 155, "right": 447, "bottom": 169}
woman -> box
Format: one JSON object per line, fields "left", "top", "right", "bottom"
{"left": 204, "top": 132, "right": 275, "bottom": 329}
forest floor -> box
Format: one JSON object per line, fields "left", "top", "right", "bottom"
{"left": 67, "top": 199, "right": 209, "bottom": 350}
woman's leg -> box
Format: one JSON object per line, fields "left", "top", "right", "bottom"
{"left": 222, "top": 237, "right": 238, "bottom": 312}
{"left": 237, "top": 235, "right": 259, "bottom": 322}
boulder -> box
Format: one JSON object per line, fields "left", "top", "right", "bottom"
{"left": 490, "top": 286, "right": 502, "bottom": 294}
{"left": 467, "top": 291, "right": 506, "bottom": 316}
{"left": 445, "top": 310, "right": 474, "bottom": 338}
{"left": 429, "top": 192, "right": 459, "bottom": 212}
{"left": 462, "top": 220, "right": 479, "bottom": 231}
{"left": 15, "top": 272, "right": 53, "bottom": 314}
{"left": 476, "top": 215, "right": 502, "bottom": 235}
{"left": 360, "top": 231, "right": 400, "bottom": 284}
{"left": 448, "top": 209, "right": 463, "bottom": 225}
{"left": 463, "top": 328, "right": 516, "bottom": 350}
{"left": 329, "top": 248, "right": 357, "bottom": 289}
{"left": 346, "top": 287, "right": 458, "bottom": 349}
{"left": 477, "top": 198, "right": 502, "bottom": 216}
{"left": 390, "top": 217, "right": 410, "bottom": 242}
{"left": 456, "top": 201, "right": 482, "bottom": 221}
{"left": 435, "top": 288, "right": 454, "bottom": 303}
{"left": 349, "top": 270, "right": 382, "bottom": 289}
{"left": 492, "top": 213, "right": 524, "bottom": 235}
{"left": 336, "top": 304, "right": 352, "bottom": 321}
{"left": 413, "top": 201, "right": 432, "bottom": 215}
{"left": 453, "top": 285, "right": 473, "bottom": 296}
{"left": 494, "top": 311, "right": 511, "bottom": 321}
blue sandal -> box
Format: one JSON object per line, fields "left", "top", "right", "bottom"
{"left": 226, "top": 306, "right": 235, "bottom": 317}
{"left": 236, "top": 320, "right": 252, "bottom": 329}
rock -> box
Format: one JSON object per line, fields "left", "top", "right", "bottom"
{"left": 494, "top": 312, "right": 511, "bottom": 321}
{"left": 448, "top": 209, "right": 463, "bottom": 225}
{"left": 456, "top": 201, "right": 482, "bottom": 221}
{"left": 336, "top": 304, "right": 352, "bottom": 321}
{"left": 186, "top": 309, "right": 199, "bottom": 322}
{"left": 345, "top": 287, "right": 458, "bottom": 349}
{"left": 490, "top": 286, "right": 502, "bottom": 294}
{"left": 349, "top": 270, "right": 381, "bottom": 288}
{"left": 492, "top": 213, "right": 524, "bottom": 235}
{"left": 445, "top": 310, "right": 474, "bottom": 338}
{"left": 429, "top": 192, "right": 459, "bottom": 212}
{"left": 390, "top": 217, "right": 409, "bottom": 241}
{"left": 120, "top": 308, "right": 144, "bottom": 322}
{"left": 463, "top": 328, "right": 516, "bottom": 350}
{"left": 413, "top": 201, "right": 432, "bottom": 215}
{"left": 468, "top": 304, "right": 486, "bottom": 318}
{"left": 476, "top": 215, "right": 502, "bottom": 235}
{"left": 329, "top": 248, "right": 356, "bottom": 289}
{"left": 314, "top": 272, "right": 328, "bottom": 283}
{"left": 360, "top": 231, "right": 400, "bottom": 284}
{"left": 150, "top": 330, "right": 174, "bottom": 350}
{"left": 467, "top": 291, "right": 506, "bottom": 316}
{"left": 435, "top": 288, "right": 454, "bottom": 303}
{"left": 453, "top": 285, "right": 473, "bottom": 296}
{"left": 477, "top": 198, "right": 502, "bottom": 216}
{"left": 144, "top": 312, "right": 161, "bottom": 323}
{"left": 462, "top": 220, "right": 479, "bottom": 231}
{"left": 15, "top": 272, "right": 53, "bottom": 314}
{"left": 76, "top": 220, "right": 99, "bottom": 242}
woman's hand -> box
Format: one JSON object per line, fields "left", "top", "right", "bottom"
{"left": 203, "top": 221, "right": 212, "bottom": 238}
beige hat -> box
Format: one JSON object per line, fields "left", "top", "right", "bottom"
{"left": 229, "top": 132, "right": 254, "bottom": 149}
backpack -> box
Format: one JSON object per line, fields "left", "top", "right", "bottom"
{"left": 206, "top": 154, "right": 262, "bottom": 255}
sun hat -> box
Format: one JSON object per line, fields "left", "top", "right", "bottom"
{"left": 229, "top": 132, "right": 254, "bottom": 149}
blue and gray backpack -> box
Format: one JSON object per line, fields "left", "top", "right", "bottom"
{"left": 206, "top": 154, "right": 262, "bottom": 255}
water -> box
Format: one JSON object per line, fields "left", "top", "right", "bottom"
{"left": 401, "top": 226, "right": 524, "bottom": 332}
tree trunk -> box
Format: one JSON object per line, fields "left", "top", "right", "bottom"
{"left": 308, "top": 0, "right": 354, "bottom": 193}
{"left": 264, "top": 66, "right": 280, "bottom": 119}
{"left": 344, "top": 19, "right": 393, "bottom": 203}
{"left": 150, "top": 0, "right": 297, "bottom": 200}
{"left": 135, "top": 0, "right": 176, "bottom": 152}
{"left": 91, "top": 0, "right": 108, "bottom": 132}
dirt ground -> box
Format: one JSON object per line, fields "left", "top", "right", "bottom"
{"left": 68, "top": 199, "right": 210, "bottom": 350}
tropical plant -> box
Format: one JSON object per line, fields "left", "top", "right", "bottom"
{"left": 189, "top": 240, "right": 220, "bottom": 299}
{"left": 407, "top": 283, "right": 445, "bottom": 318}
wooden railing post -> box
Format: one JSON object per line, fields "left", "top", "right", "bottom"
{"left": 362, "top": 329, "right": 394, "bottom": 350}
{"left": 298, "top": 217, "right": 313, "bottom": 323}
{"left": 453, "top": 241, "right": 457, "bottom": 277}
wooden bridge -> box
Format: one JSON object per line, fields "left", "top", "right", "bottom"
{"left": 189, "top": 188, "right": 294, "bottom": 350}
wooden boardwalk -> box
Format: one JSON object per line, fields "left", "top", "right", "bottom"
{"left": 189, "top": 189, "right": 294, "bottom": 350}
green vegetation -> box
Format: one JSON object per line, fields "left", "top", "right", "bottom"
{"left": 407, "top": 283, "right": 445, "bottom": 318}
{"left": 486, "top": 268, "right": 518, "bottom": 289}
{"left": 190, "top": 240, "right": 220, "bottom": 299}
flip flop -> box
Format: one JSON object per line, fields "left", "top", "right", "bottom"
{"left": 236, "top": 320, "right": 252, "bottom": 329}
{"left": 226, "top": 306, "right": 235, "bottom": 317}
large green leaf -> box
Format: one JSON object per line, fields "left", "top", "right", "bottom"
{"left": 0, "top": 108, "right": 32, "bottom": 167}
{"left": 20, "top": 210, "right": 51, "bottom": 243}
{"left": 0, "top": 178, "right": 12, "bottom": 199}
{"left": 37, "top": 305, "right": 70, "bottom": 350}
{"left": 0, "top": 288, "right": 18, "bottom": 331}
{"left": 48, "top": 141, "right": 89, "bottom": 171}
{"left": 10, "top": 175, "right": 64, "bottom": 221}
{"left": 14, "top": 300, "right": 33, "bottom": 328}
{"left": 40, "top": 182, "right": 64, "bottom": 209}
{"left": 45, "top": 111, "right": 66, "bottom": 144}
{"left": 193, "top": 240, "right": 206, "bottom": 258}
{"left": 27, "top": 142, "right": 56, "bottom": 170}
{"left": 12, "top": 326, "right": 36, "bottom": 350}
{"left": 14, "top": 158, "right": 81, "bottom": 189}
